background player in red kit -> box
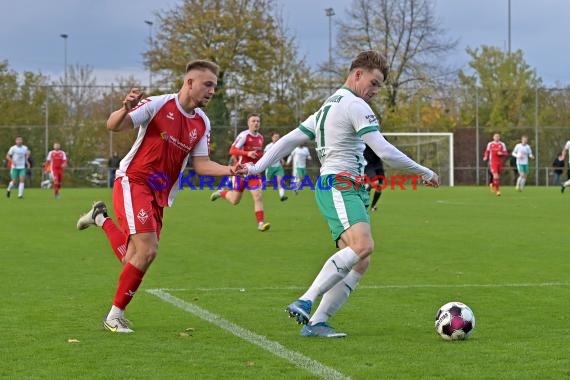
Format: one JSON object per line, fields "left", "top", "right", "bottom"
{"left": 45, "top": 142, "right": 67, "bottom": 199}
{"left": 483, "top": 132, "right": 509, "bottom": 196}
{"left": 210, "top": 113, "right": 271, "bottom": 231}
{"left": 76, "top": 60, "right": 246, "bottom": 333}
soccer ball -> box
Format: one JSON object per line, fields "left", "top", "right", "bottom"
{"left": 435, "top": 301, "right": 475, "bottom": 341}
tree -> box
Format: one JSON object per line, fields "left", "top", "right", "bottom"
{"left": 335, "top": 0, "right": 457, "bottom": 109}
{"left": 145, "top": 0, "right": 314, "bottom": 128}
{"left": 458, "top": 46, "right": 541, "bottom": 132}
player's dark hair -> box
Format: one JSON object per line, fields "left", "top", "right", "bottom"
{"left": 186, "top": 60, "right": 219, "bottom": 76}
{"left": 247, "top": 113, "right": 261, "bottom": 121}
{"left": 349, "top": 51, "right": 389, "bottom": 82}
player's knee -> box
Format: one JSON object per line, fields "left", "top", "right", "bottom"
{"left": 140, "top": 246, "right": 158, "bottom": 265}
{"left": 352, "top": 240, "right": 374, "bottom": 258}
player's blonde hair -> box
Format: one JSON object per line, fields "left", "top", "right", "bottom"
{"left": 349, "top": 51, "right": 389, "bottom": 82}
{"left": 186, "top": 60, "right": 219, "bottom": 76}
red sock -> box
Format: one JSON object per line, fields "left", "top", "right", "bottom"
{"left": 493, "top": 178, "right": 500, "bottom": 191}
{"left": 113, "top": 262, "right": 145, "bottom": 310}
{"left": 255, "top": 210, "right": 264, "bottom": 223}
{"left": 220, "top": 189, "right": 228, "bottom": 199}
{"left": 102, "top": 218, "right": 128, "bottom": 262}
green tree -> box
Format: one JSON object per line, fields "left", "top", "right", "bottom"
{"left": 458, "top": 46, "right": 541, "bottom": 133}
{"left": 335, "top": 0, "right": 457, "bottom": 110}
{"left": 145, "top": 0, "right": 315, "bottom": 128}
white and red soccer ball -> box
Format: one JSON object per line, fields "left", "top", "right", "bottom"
{"left": 435, "top": 301, "right": 475, "bottom": 341}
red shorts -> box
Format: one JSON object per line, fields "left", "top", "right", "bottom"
{"left": 490, "top": 164, "right": 503, "bottom": 174}
{"left": 113, "top": 177, "right": 164, "bottom": 239}
{"left": 232, "top": 175, "right": 263, "bottom": 193}
{"left": 52, "top": 170, "right": 63, "bottom": 184}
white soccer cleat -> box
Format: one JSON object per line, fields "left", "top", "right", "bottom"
{"left": 77, "top": 201, "right": 108, "bottom": 230}
{"left": 103, "top": 317, "right": 134, "bottom": 333}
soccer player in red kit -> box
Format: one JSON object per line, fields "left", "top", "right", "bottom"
{"left": 45, "top": 142, "right": 67, "bottom": 199}
{"left": 76, "top": 60, "right": 246, "bottom": 333}
{"left": 483, "top": 132, "right": 509, "bottom": 196}
{"left": 210, "top": 113, "right": 271, "bottom": 231}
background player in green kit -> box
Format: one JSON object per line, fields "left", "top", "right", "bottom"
{"left": 246, "top": 50, "right": 439, "bottom": 337}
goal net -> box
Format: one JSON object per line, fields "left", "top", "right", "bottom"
{"left": 382, "top": 132, "right": 454, "bottom": 186}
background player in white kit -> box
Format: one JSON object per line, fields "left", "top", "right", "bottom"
{"left": 286, "top": 144, "right": 311, "bottom": 194}
{"left": 246, "top": 51, "right": 439, "bottom": 337}
{"left": 511, "top": 135, "right": 534, "bottom": 192}
{"left": 264, "top": 132, "right": 288, "bottom": 201}
{"left": 6, "top": 136, "right": 30, "bottom": 199}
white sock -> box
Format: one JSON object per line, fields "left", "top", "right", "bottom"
{"left": 95, "top": 214, "right": 108, "bottom": 227}
{"left": 7, "top": 181, "right": 14, "bottom": 191}
{"left": 521, "top": 177, "right": 526, "bottom": 189}
{"left": 563, "top": 179, "right": 570, "bottom": 188}
{"left": 106, "top": 305, "right": 124, "bottom": 321}
{"left": 516, "top": 177, "right": 521, "bottom": 188}
{"left": 300, "top": 247, "right": 360, "bottom": 303}
{"left": 310, "top": 270, "right": 362, "bottom": 325}
{"left": 18, "top": 182, "right": 24, "bottom": 197}
{"left": 278, "top": 188, "right": 285, "bottom": 198}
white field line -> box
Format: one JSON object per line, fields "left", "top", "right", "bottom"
{"left": 157, "top": 282, "right": 570, "bottom": 292}
{"left": 146, "top": 288, "right": 351, "bottom": 380}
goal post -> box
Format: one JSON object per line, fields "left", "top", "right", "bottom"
{"left": 382, "top": 132, "right": 454, "bottom": 187}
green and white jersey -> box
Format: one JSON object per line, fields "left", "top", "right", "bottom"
{"left": 298, "top": 87, "right": 379, "bottom": 177}
{"left": 7, "top": 145, "right": 29, "bottom": 169}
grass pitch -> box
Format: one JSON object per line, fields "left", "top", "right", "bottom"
{"left": 1, "top": 186, "right": 568, "bottom": 379}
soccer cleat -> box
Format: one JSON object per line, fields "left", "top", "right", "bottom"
{"left": 496, "top": 191, "right": 501, "bottom": 197}
{"left": 300, "top": 322, "right": 347, "bottom": 338}
{"left": 6, "top": 189, "right": 10, "bottom": 198}
{"left": 280, "top": 195, "right": 288, "bottom": 202}
{"left": 77, "top": 201, "right": 108, "bottom": 230}
{"left": 103, "top": 317, "right": 134, "bottom": 333}
{"left": 370, "top": 206, "right": 377, "bottom": 212}
{"left": 258, "top": 222, "right": 271, "bottom": 232}
{"left": 18, "top": 195, "right": 23, "bottom": 199}
{"left": 562, "top": 186, "right": 566, "bottom": 194}
{"left": 210, "top": 190, "right": 222, "bottom": 201}
{"left": 286, "top": 299, "right": 312, "bottom": 325}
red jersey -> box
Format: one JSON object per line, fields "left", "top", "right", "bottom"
{"left": 230, "top": 130, "right": 264, "bottom": 165}
{"left": 117, "top": 94, "right": 211, "bottom": 207}
{"left": 46, "top": 150, "right": 67, "bottom": 171}
{"left": 483, "top": 141, "right": 508, "bottom": 166}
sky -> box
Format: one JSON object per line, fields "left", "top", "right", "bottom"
{"left": 1, "top": 0, "right": 569, "bottom": 87}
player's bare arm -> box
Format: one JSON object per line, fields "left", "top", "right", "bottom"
{"left": 192, "top": 156, "right": 246, "bottom": 176}
{"left": 106, "top": 88, "right": 144, "bottom": 132}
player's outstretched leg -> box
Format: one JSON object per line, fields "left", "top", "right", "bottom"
{"left": 77, "top": 201, "right": 109, "bottom": 230}
{"left": 286, "top": 299, "right": 312, "bottom": 325}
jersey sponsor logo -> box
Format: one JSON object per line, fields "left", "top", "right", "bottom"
{"left": 159, "top": 131, "right": 194, "bottom": 153}
{"left": 137, "top": 208, "right": 149, "bottom": 224}
{"left": 166, "top": 111, "right": 175, "bottom": 121}
{"left": 365, "top": 114, "right": 378, "bottom": 124}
